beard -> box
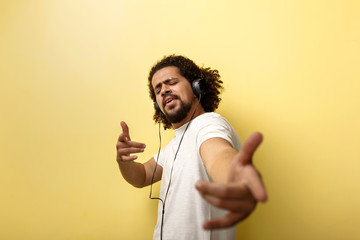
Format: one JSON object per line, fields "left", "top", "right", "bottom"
{"left": 164, "top": 98, "right": 193, "bottom": 124}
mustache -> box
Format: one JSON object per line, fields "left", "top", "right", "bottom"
{"left": 162, "top": 94, "right": 179, "bottom": 107}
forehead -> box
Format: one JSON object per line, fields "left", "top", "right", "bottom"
{"left": 151, "top": 66, "right": 182, "bottom": 87}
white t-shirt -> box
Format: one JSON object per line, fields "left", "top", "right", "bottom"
{"left": 153, "top": 112, "right": 241, "bottom": 240}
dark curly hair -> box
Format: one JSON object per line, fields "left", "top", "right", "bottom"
{"left": 148, "top": 54, "right": 223, "bottom": 129}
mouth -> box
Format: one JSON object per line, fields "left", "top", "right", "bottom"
{"left": 163, "top": 95, "right": 178, "bottom": 108}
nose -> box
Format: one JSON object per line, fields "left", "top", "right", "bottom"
{"left": 161, "top": 86, "right": 171, "bottom": 96}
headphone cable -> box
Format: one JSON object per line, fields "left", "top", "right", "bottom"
{"left": 149, "top": 94, "right": 202, "bottom": 240}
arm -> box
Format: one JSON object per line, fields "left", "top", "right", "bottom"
{"left": 196, "top": 132, "right": 267, "bottom": 229}
{"left": 200, "top": 137, "right": 238, "bottom": 184}
{"left": 116, "top": 121, "right": 162, "bottom": 188}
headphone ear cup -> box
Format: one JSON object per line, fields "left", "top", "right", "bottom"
{"left": 154, "top": 102, "right": 163, "bottom": 115}
{"left": 192, "top": 79, "right": 202, "bottom": 97}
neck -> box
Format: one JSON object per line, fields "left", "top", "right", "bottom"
{"left": 172, "top": 103, "right": 205, "bottom": 129}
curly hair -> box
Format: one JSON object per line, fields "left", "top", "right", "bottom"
{"left": 148, "top": 54, "right": 223, "bottom": 129}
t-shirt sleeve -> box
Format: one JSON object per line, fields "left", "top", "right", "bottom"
{"left": 196, "top": 116, "right": 236, "bottom": 150}
{"left": 153, "top": 149, "right": 165, "bottom": 167}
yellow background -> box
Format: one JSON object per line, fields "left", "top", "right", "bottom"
{"left": 1, "top": 0, "right": 359, "bottom": 239}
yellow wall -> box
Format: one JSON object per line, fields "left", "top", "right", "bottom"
{"left": 1, "top": 0, "right": 359, "bottom": 239}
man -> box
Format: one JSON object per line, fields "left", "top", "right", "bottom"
{"left": 116, "top": 55, "right": 267, "bottom": 240}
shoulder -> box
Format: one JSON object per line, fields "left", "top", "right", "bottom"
{"left": 192, "top": 112, "right": 241, "bottom": 150}
{"left": 193, "top": 112, "right": 233, "bottom": 130}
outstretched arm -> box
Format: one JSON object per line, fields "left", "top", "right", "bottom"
{"left": 116, "top": 121, "right": 162, "bottom": 188}
{"left": 196, "top": 132, "right": 267, "bottom": 229}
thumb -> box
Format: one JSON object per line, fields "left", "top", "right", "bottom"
{"left": 237, "top": 132, "right": 263, "bottom": 166}
{"left": 120, "top": 121, "right": 131, "bottom": 141}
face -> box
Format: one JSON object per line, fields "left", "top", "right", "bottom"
{"left": 152, "top": 66, "right": 196, "bottom": 124}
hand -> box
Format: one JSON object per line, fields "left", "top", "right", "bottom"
{"left": 116, "top": 121, "right": 146, "bottom": 162}
{"left": 195, "top": 132, "right": 267, "bottom": 229}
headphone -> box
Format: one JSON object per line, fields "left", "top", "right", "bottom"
{"left": 154, "top": 78, "right": 202, "bottom": 115}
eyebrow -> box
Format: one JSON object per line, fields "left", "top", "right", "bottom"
{"left": 154, "top": 78, "right": 178, "bottom": 91}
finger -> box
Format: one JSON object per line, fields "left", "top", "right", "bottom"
{"left": 246, "top": 169, "right": 268, "bottom": 202}
{"left": 200, "top": 193, "right": 256, "bottom": 212}
{"left": 203, "top": 212, "right": 246, "bottom": 230}
{"left": 118, "top": 133, "right": 127, "bottom": 142}
{"left": 195, "top": 181, "right": 249, "bottom": 200}
{"left": 120, "top": 121, "right": 131, "bottom": 141}
{"left": 118, "top": 147, "right": 145, "bottom": 156}
{"left": 117, "top": 140, "right": 146, "bottom": 149}
{"left": 237, "top": 132, "right": 263, "bottom": 165}
{"left": 119, "top": 155, "right": 138, "bottom": 161}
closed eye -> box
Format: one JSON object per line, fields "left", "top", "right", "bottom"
{"left": 169, "top": 80, "right": 177, "bottom": 85}
{"left": 154, "top": 78, "right": 178, "bottom": 95}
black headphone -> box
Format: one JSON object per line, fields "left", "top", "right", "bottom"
{"left": 154, "top": 78, "right": 202, "bottom": 115}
